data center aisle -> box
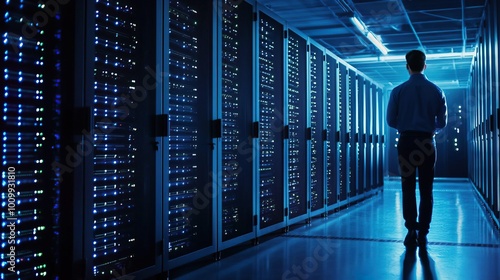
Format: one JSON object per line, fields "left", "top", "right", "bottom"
{"left": 171, "top": 179, "right": 500, "bottom": 280}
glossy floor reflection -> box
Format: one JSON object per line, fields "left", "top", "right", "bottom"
{"left": 171, "top": 179, "right": 500, "bottom": 280}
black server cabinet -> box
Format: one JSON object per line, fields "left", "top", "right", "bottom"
{"left": 219, "top": 0, "right": 256, "bottom": 248}
{"left": 338, "top": 64, "right": 349, "bottom": 203}
{"left": 309, "top": 43, "right": 325, "bottom": 215}
{"left": 486, "top": 2, "right": 494, "bottom": 204}
{"left": 325, "top": 54, "right": 339, "bottom": 208}
{"left": 364, "top": 81, "right": 373, "bottom": 189}
{"left": 470, "top": 59, "right": 478, "bottom": 186}
{"left": 372, "top": 84, "right": 380, "bottom": 185}
{"left": 374, "top": 85, "right": 380, "bottom": 182}
{"left": 481, "top": 34, "right": 487, "bottom": 197}
{"left": 168, "top": 0, "right": 216, "bottom": 267}
{"left": 286, "top": 30, "right": 308, "bottom": 222}
{"left": 376, "top": 88, "right": 384, "bottom": 186}
{"left": 356, "top": 76, "right": 366, "bottom": 195}
{"left": 2, "top": 1, "right": 62, "bottom": 278}
{"left": 257, "top": 11, "right": 285, "bottom": 234}
{"left": 348, "top": 69, "right": 357, "bottom": 199}
{"left": 69, "top": 0, "right": 160, "bottom": 278}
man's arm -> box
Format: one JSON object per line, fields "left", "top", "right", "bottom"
{"left": 435, "top": 92, "right": 447, "bottom": 129}
{"left": 386, "top": 88, "right": 398, "bottom": 129}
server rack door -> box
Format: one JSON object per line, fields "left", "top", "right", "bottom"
{"left": 377, "top": 88, "right": 384, "bottom": 186}
{"left": 325, "top": 55, "right": 339, "bottom": 208}
{"left": 348, "top": 69, "right": 357, "bottom": 198}
{"left": 168, "top": 0, "right": 216, "bottom": 267}
{"left": 373, "top": 86, "right": 380, "bottom": 186}
{"left": 357, "top": 76, "right": 366, "bottom": 195}
{"left": 487, "top": 3, "right": 495, "bottom": 204}
{"left": 372, "top": 84, "right": 380, "bottom": 185}
{"left": 471, "top": 21, "right": 480, "bottom": 186}
{"left": 309, "top": 43, "right": 325, "bottom": 215}
{"left": 219, "top": 0, "right": 256, "bottom": 248}
{"left": 473, "top": 61, "right": 479, "bottom": 187}
{"left": 364, "top": 81, "right": 373, "bottom": 189}
{"left": 79, "top": 0, "right": 160, "bottom": 278}
{"left": 484, "top": 17, "right": 492, "bottom": 202}
{"left": 2, "top": 2, "right": 63, "bottom": 278}
{"left": 480, "top": 35, "right": 486, "bottom": 195}
{"left": 486, "top": 19, "right": 492, "bottom": 202}
{"left": 287, "top": 30, "right": 308, "bottom": 221}
{"left": 257, "top": 11, "right": 285, "bottom": 233}
{"left": 338, "top": 64, "right": 349, "bottom": 203}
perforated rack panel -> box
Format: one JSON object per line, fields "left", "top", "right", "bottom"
{"left": 2, "top": 1, "right": 60, "bottom": 278}
{"left": 325, "top": 55, "right": 338, "bottom": 206}
{"left": 221, "top": 0, "right": 254, "bottom": 241}
{"left": 287, "top": 31, "right": 307, "bottom": 219}
{"left": 309, "top": 44, "right": 324, "bottom": 212}
{"left": 258, "top": 12, "right": 284, "bottom": 229}
{"left": 91, "top": 0, "right": 156, "bottom": 277}
{"left": 168, "top": 0, "right": 214, "bottom": 259}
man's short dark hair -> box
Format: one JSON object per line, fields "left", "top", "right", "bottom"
{"left": 406, "top": 50, "right": 426, "bottom": 72}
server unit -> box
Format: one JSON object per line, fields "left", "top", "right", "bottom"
{"left": 256, "top": 10, "right": 286, "bottom": 236}
{"left": 325, "top": 52, "right": 340, "bottom": 210}
{"left": 309, "top": 41, "right": 326, "bottom": 217}
{"left": 218, "top": 0, "right": 256, "bottom": 251}
{"left": 286, "top": 29, "right": 308, "bottom": 225}
{"left": 167, "top": 0, "right": 216, "bottom": 268}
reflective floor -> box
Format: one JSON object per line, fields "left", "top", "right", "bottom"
{"left": 171, "top": 179, "right": 500, "bottom": 280}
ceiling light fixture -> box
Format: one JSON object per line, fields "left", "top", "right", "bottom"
{"left": 350, "top": 16, "right": 367, "bottom": 33}
{"left": 350, "top": 16, "right": 388, "bottom": 55}
{"left": 366, "top": 31, "right": 389, "bottom": 55}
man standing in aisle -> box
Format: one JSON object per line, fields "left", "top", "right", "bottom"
{"left": 386, "top": 50, "right": 448, "bottom": 247}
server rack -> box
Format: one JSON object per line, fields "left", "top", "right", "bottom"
{"left": 364, "top": 81, "right": 373, "bottom": 189}
{"left": 337, "top": 63, "right": 349, "bottom": 205}
{"left": 2, "top": 1, "right": 62, "bottom": 278}
{"left": 348, "top": 69, "right": 357, "bottom": 200}
{"left": 217, "top": 0, "right": 257, "bottom": 251}
{"left": 256, "top": 10, "right": 286, "bottom": 236}
{"left": 476, "top": 39, "right": 484, "bottom": 194}
{"left": 308, "top": 41, "right": 326, "bottom": 217}
{"left": 167, "top": 0, "right": 217, "bottom": 268}
{"left": 286, "top": 29, "right": 309, "bottom": 224}
{"left": 325, "top": 52, "right": 340, "bottom": 210}
{"left": 377, "top": 88, "right": 384, "bottom": 186}
{"left": 347, "top": 69, "right": 359, "bottom": 201}
{"left": 52, "top": 0, "right": 162, "bottom": 278}
{"left": 356, "top": 76, "right": 366, "bottom": 195}
{"left": 372, "top": 84, "right": 383, "bottom": 189}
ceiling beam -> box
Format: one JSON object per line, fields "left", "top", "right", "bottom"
{"left": 398, "top": 0, "right": 425, "bottom": 51}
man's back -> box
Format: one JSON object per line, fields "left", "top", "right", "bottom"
{"left": 386, "top": 73, "right": 447, "bottom": 134}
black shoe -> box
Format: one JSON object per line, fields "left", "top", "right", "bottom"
{"left": 417, "top": 234, "right": 428, "bottom": 247}
{"left": 404, "top": 230, "right": 418, "bottom": 247}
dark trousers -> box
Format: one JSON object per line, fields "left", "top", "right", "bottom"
{"left": 397, "top": 131, "right": 436, "bottom": 235}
